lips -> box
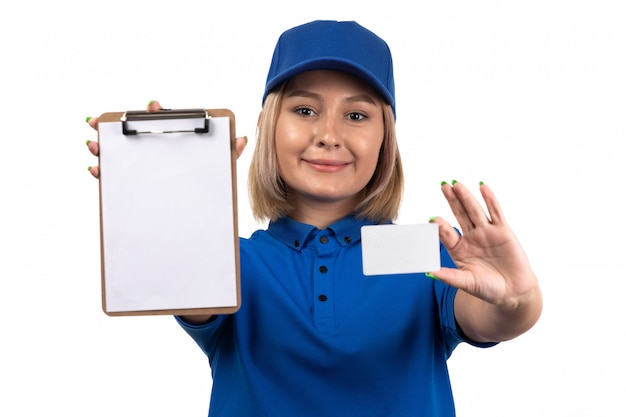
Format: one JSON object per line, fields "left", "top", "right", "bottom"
{"left": 304, "top": 158, "right": 350, "bottom": 173}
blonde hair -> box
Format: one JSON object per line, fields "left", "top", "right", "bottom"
{"left": 248, "top": 85, "right": 404, "bottom": 223}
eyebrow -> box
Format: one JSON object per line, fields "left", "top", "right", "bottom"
{"left": 286, "top": 90, "right": 378, "bottom": 106}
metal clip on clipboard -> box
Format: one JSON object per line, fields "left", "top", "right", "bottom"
{"left": 121, "top": 108, "right": 210, "bottom": 135}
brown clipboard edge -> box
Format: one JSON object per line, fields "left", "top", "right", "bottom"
{"left": 96, "top": 109, "right": 241, "bottom": 317}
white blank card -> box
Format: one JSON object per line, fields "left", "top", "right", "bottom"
{"left": 361, "top": 223, "right": 440, "bottom": 276}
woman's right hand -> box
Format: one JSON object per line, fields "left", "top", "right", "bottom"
{"left": 86, "top": 115, "right": 101, "bottom": 178}
{"left": 86, "top": 100, "right": 248, "bottom": 179}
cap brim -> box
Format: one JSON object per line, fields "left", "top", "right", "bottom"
{"left": 264, "top": 58, "right": 395, "bottom": 109}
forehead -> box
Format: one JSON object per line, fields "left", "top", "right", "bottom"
{"left": 284, "top": 70, "right": 383, "bottom": 100}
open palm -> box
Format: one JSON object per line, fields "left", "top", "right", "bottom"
{"left": 430, "top": 181, "right": 538, "bottom": 309}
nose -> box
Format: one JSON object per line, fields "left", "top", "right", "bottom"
{"left": 315, "top": 115, "right": 342, "bottom": 149}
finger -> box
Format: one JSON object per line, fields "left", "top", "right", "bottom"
{"left": 86, "top": 140, "right": 99, "bottom": 156}
{"left": 441, "top": 181, "right": 474, "bottom": 232}
{"left": 88, "top": 166, "right": 100, "bottom": 179}
{"left": 235, "top": 136, "right": 248, "bottom": 159}
{"left": 479, "top": 182, "right": 506, "bottom": 225}
{"left": 426, "top": 266, "right": 471, "bottom": 291}
{"left": 86, "top": 116, "right": 98, "bottom": 131}
{"left": 147, "top": 100, "right": 163, "bottom": 112}
{"left": 430, "top": 215, "right": 462, "bottom": 251}
{"left": 449, "top": 180, "right": 490, "bottom": 228}
{"left": 452, "top": 181, "right": 491, "bottom": 226}
{"left": 426, "top": 266, "right": 460, "bottom": 284}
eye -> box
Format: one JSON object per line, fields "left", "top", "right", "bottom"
{"left": 347, "top": 112, "right": 367, "bottom": 121}
{"left": 294, "top": 106, "right": 316, "bottom": 117}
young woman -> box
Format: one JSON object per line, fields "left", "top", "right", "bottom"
{"left": 87, "top": 20, "right": 542, "bottom": 417}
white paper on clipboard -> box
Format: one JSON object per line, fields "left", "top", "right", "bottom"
{"left": 98, "top": 109, "right": 239, "bottom": 315}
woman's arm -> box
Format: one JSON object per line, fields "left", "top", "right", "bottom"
{"left": 178, "top": 314, "right": 215, "bottom": 325}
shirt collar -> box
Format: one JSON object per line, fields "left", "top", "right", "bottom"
{"left": 268, "top": 215, "right": 384, "bottom": 251}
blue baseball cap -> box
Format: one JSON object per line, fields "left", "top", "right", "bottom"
{"left": 263, "top": 20, "right": 396, "bottom": 118}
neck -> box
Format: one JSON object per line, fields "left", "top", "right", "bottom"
{"left": 287, "top": 195, "right": 361, "bottom": 229}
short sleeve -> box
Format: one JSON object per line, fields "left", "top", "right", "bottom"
{"left": 174, "top": 314, "right": 226, "bottom": 359}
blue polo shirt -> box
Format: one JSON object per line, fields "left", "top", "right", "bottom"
{"left": 176, "top": 215, "right": 495, "bottom": 416}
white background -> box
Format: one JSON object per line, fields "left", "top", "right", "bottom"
{"left": 1, "top": 1, "right": 624, "bottom": 415}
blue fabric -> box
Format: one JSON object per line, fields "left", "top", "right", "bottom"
{"left": 176, "top": 215, "right": 495, "bottom": 416}
{"left": 263, "top": 20, "right": 396, "bottom": 118}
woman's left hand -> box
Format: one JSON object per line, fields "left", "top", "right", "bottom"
{"left": 429, "top": 181, "right": 540, "bottom": 316}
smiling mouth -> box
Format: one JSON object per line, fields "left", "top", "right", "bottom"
{"left": 304, "top": 159, "right": 350, "bottom": 173}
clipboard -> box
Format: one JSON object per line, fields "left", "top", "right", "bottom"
{"left": 97, "top": 108, "right": 240, "bottom": 316}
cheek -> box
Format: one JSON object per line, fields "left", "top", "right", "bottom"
{"left": 275, "top": 144, "right": 303, "bottom": 184}
{"left": 274, "top": 143, "right": 289, "bottom": 177}
{"left": 358, "top": 138, "right": 384, "bottom": 171}
{"left": 275, "top": 122, "right": 299, "bottom": 159}
{"left": 275, "top": 121, "right": 312, "bottom": 172}
{"left": 359, "top": 143, "right": 384, "bottom": 186}
{"left": 274, "top": 119, "right": 292, "bottom": 173}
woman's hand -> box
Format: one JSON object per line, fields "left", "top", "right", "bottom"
{"left": 86, "top": 100, "right": 248, "bottom": 178}
{"left": 429, "top": 181, "right": 542, "bottom": 342}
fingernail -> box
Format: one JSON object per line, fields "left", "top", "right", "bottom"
{"left": 148, "top": 100, "right": 155, "bottom": 106}
{"left": 440, "top": 181, "right": 448, "bottom": 186}
{"left": 428, "top": 216, "right": 437, "bottom": 222}
{"left": 85, "top": 117, "right": 92, "bottom": 123}
{"left": 451, "top": 179, "right": 458, "bottom": 185}
{"left": 87, "top": 166, "right": 92, "bottom": 171}
{"left": 479, "top": 181, "right": 485, "bottom": 186}
{"left": 86, "top": 140, "right": 91, "bottom": 145}
{"left": 425, "top": 272, "right": 439, "bottom": 280}
{"left": 244, "top": 135, "right": 249, "bottom": 145}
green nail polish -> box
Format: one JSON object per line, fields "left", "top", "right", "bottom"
{"left": 87, "top": 166, "right": 92, "bottom": 171}
{"left": 425, "top": 272, "right": 439, "bottom": 280}
{"left": 85, "top": 117, "right": 92, "bottom": 123}
{"left": 86, "top": 140, "right": 91, "bottom": 145}
{"left": 428, "top": 216, "right": 437, "bottom": 222}
{"left": 244, "top": 135, "right": 249, "bottom": 145}
{"left": 451, "top": 179, "right": 458, "bottom": 185}
{"left": 148, "top": 100, "right": 155, "bottom": 106}
{"left": 440, "top": 181, "right": 448, "bottom": 186}
{"left": 479, "top": 181, "right": 485, "bottom": 186}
